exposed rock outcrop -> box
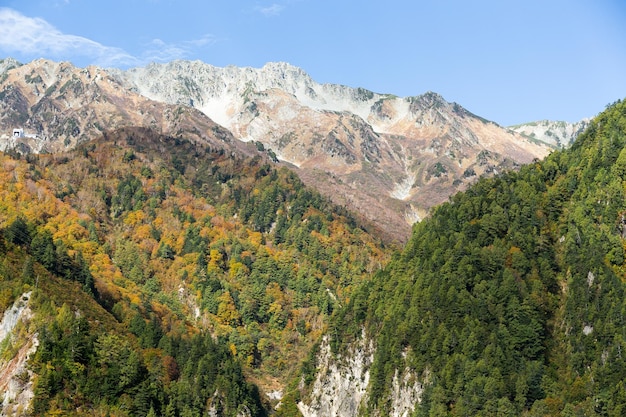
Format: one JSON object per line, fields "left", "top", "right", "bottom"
{"left": 298, "top": 335, "right": 373, "bottom": 417}
{"left": 298, "top": 333, "right": 422, "bottom": 417}
{"left": 0, "top": 292, "right": 38, "bottom": 417}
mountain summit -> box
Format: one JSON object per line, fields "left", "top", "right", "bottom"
{"left": 510, "top": 119, "right": 590, "bottom": 148}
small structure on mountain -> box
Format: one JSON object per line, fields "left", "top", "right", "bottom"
{"left": 11, "top": 128, "right": 41, "bottom": 140}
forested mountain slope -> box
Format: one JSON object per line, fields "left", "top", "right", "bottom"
{"left": 0, "top": 127, "right": 390, "bottom": 415}
{"left": 320, "top": 99, "right": 626, "bottom": 416}
{"left": 0, "top": 251, "right": 265, "bottom": 417}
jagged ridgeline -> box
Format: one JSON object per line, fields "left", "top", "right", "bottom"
{"left": 0, "top": 127, "right": 389, "bottom": 416}
{"left": 325, "top": 100, "right": 626, "bottom": 416}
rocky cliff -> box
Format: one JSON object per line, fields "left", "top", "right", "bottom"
{"left": 0, "top": 292, "right": 37, "bottom": 417}
{"left": 298, "top": 333, "right": 423, "bottom": 417}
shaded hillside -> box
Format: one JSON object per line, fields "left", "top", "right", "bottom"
{"left": 323, "top": 99, "right": 626, "bottom": 416}
{"left": 0, "top": 127, "right": 390, "bottom": 414}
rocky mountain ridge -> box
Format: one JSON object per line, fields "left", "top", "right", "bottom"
{"left": 0, "top": 58, "right": 253, "bottom": 157}
{"left": 1, "top": 58, "right": 552, "bottom": 241}
{"left": 111, "top": 60, "right": 553, "bottom": 241}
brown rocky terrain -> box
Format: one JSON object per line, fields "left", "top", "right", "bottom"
{"left": 0, "top": 59, "right": 254, "bottom": 157}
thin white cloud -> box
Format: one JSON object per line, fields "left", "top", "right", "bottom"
{"left": 253, "top": 0, "right": 304, "bottom": 17}
{"left": 0, "top": 8, "right": 216, "bottom": 68}
{"left": 0, "top": 8, "right": 137, "bottom": 67}
{"left": 256, "top": 3, "right": 285, "bottom": 16}
{"left": 141, "top": 39, "right": 188, "bottom": 63}
{"left": 185, "top": 34, "right": 218, "bottom": 48}
{"left": 139, "top": 35, "right": 217, "bottom": 63}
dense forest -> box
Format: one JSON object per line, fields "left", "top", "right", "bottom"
{"left": 4, "top": 97, "right": 626, "bottom": 416}
{"left": 0, "top": 244, "right": 266, "bottom": 417}
{"left": 328, "top": 99, "right": 626, "bottom": 416}
{"left": 0, "top": 127, "right": 390, "bottom": 415}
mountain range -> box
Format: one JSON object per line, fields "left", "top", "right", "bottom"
{"left": 0, "top": 56, "right": 615, "bottom": 417}
{"left": 0, "top": 58, "right": 565, "bottom": 242}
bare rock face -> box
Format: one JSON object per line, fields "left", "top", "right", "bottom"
{"left": 0, "top": 293, "right": 38, "bottom": 417}
{"left": 0, "top": 59, "right": 252, "bottom": 157}
{"left": 298, "top": 333, "right": 423, "bottom": 417}
{"left": 1, "top": 58, "right": 552, "bottom": 242}
{"left": 298, "top": 335, "right": 373, "bottom": 417}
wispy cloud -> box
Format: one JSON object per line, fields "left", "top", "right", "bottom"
{"left": 138, "top": 34, "right": 217, "bottom": 64}
{"left": 254, "top": 0, "right": 304, "bottom": 17}
{"left": 256, "top": 3, "right": 285, "bottom": 17}
{"left": 0, "top": 8, "right": 216, "bottom": 68}
{"left": 185, "top": 34, "right": 218, "bottom": 48}
{"left": 141, "top": 39, "right": 187, "bottom": 63}
{"left": 0, "top": 8, "right": 137, "bottom": 67}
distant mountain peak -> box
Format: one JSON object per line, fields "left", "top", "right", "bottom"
{"left": 261, "top": 61, "right": 307, "bottom": 74}
{"left": 417, "top": 90, "right": 446, "bottom": 103}
{"left": 509, "top": 118, "right": 590, "bottom": 148}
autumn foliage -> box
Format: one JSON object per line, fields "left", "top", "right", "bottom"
{"left": 0, "top": 127, "right": 390, "bottom": 415}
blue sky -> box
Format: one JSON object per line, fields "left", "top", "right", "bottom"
{"left": 0, "top": 1, "right": 625, "bottom": 126}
